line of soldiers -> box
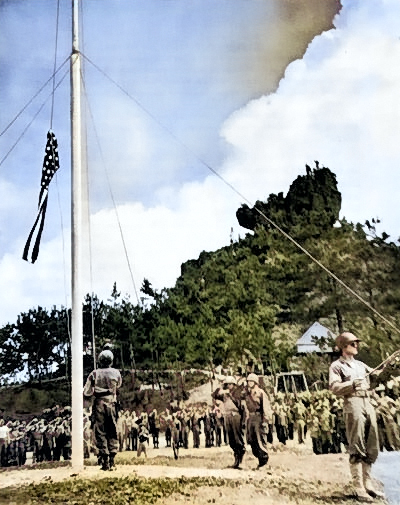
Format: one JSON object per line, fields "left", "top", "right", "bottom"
{"left": 0, "top": 406, "right": 72, "bottom": 468}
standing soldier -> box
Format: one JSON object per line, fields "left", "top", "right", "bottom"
{"left": 149, "top": 409, "right": 160, "bottom": 449}
{"left": 171, "top": 413, "right": 181, "bottom": 460}
{"left": 131, "top": 411, "right": 139, "bottom": 451}
{"left": 16, "top": 426, "right": 27, "bottom": 467}
{"left": 137, "top": 424, "right": 149, "bottom": 458}
{"left": 0, "top": 419, "right": 10, "bottom": 467}
{"left": 329, "top": 332, "right": 385, "bottom": 501}
{"left": 214, "top": 405, "right": 224, "bottom": 447}
{"left": 83, "top": 349, "right": 122, "bottom": 471}
{"left": 162, "top": 409, "right": 172, "bottom": 448}
{"left": 190, "top": 408, "right": 201, "bottom": 449}
{"left": 244, "top": 373, "right": 272, "bottom": 469}
{"left": 212, "top": 376, "right": 246, "bottom": 469}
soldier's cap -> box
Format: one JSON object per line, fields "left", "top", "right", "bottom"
{"left": 223, "top": 376, "right": 237, "bottom": 385}
{"left": 247, "top": 373, "right": 259, "bottom": 384}
{"left": 335, "top": 332, "right": 360, "bottom": 350}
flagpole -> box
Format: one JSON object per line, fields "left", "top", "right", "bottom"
{"left": 71, "top": 0, "right": 84, "bottom": 470}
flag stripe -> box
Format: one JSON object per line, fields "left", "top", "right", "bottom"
{"left": 23, "top": 130, "right": 59, "bottom": 263}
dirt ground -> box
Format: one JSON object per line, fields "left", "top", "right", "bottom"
{"left": 0, "top": 439, "right": 385, "bottom": 504}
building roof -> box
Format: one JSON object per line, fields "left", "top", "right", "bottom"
{"left": 296, "top": 322, "right": 335, "bottom": 354}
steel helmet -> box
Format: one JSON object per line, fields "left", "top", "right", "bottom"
{"left": 223, "top": 376, "right": 237, "bottom": 385}
{"left": 98, "top": 350, "right": 113, "bottom": 366}
{"left": 335, "top": 332, "right": 360, "bottom": 350}
{"left": 247, "top": 373, "right": 259, "bottom": 384}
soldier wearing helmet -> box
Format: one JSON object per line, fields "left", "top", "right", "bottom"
{"left": 212, "top": 375, "right": 247, "bottom": 469}
{"left": 83, "top": 349, "right": 122, "bottom": 471}
{"left": 244, "top": 372, "right": 272, "bottom": 469}
{"left": 329, "top": 332, "right": 384, "bottom": 501}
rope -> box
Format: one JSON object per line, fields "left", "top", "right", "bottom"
{"left": 80, "top": 71, "right": 140, "bottom": 306}
{"left": 77, "top": 0, "right": 97, "bottom": 369}
{"left": 0, "top": 68, "right": 69, "bottom": 169}
{"left": 0, "top": 57, "right": 69, "bottom": 139}
{"left": 50, "top": 0, "right": 61, "bottom": 130}
{"left": 251, "top": 207, "right": 400, "bottom": 336}
{"left": 50, "top": 0, "right": 70, "bottom": 382}
{"left": 80, "top": 53, "right": 400, "bottom": 335}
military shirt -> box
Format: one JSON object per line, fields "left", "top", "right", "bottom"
{"left": 245, "top": 386, "right": 272, "bottom": 422}
{"left": 83, "top": 366, "right": 122, "bottom": 402}
{"left": 329, "top": 356, "right": 372, "bottom": 397}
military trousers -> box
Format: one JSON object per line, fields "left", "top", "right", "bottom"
{"left": 224, "top": 412, "right": 245, "bottom": 457}
{"left": 247, "top": 412, "right": 269, "bottom": 465}
{"left": 344, "top": 396, "right": 379, "bottom": 464}
{"left": 93, "top": 398, "right": 118, "bottom": 456}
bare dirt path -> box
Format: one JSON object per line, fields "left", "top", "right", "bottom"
{"left": 0, "top": 440, "right": 383, "bottom": 505}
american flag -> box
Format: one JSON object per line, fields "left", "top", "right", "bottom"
{"left": 22, "top": 130, "right": 60, "bottom": 263}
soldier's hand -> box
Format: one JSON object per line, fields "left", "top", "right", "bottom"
{"left": 353, "top": 378, "right": 368, "bottom": 391}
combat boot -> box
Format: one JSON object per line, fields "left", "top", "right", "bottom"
{"left": 362, "top": 462, "right": 385, "bottom": 499}
{"left": 101, "top": 454, "right": 109, "bottom": 471}
{"left": 232, "top": 453, "right": 240, "bottom": 469}
{"left": 350, "top": 462, "right": 373, "bottom": 502}
{"left": 109, "top": 453, "right": 116, "bottom": 471}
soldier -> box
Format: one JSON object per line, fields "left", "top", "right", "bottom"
{"left": 83, "top": 349, "right": 122, "bottom": 471}
{"left": 60, "top": 419, "right": 72, "bottom": 461}
{"left": 162, "top": 409, "right": 172, "bottom": 448}
{"left": 212, "top": 376, "right": 246, "bottom": 469}
{"left": 131, "top": 411, "right": 139, "bottom": 451}
{"left": 214, "top": 405, "right": 224, "bottom": 447}
{"left": 137, "top": 424, "right": 149, "bottom": 458}
{"left": 16, "top": 426, "right": 27, "bottom": 467}
{"left": 149, "top": 409, "right": 160, "bottom": 449}
{"left": 171, "top": 413, "right": 181, "bottom": 460}
{"left": 179, "top": 410, "right": 189, "bottom": 449}
{"left": 244, "top": 373, "right": 272, "bottom": 469}
{"left": 190, "top": 408, "right": 201, "bottom": 449}
{"left": 329, "top": 332, "right": 385, "bottom": 501}
{"left": 28, "top": 419, "right": 44, "bottom": 464}
{"left": 0, "top": 419, "right": 10, "bottom": 467}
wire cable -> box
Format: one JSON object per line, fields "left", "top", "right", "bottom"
{"left": 0, "top": 68, "right": 69, "bottom": 168}
{"left": 80, "top": 52, "right": 400, "bottom": 336}
{"left": 0, "top": 56, "right": 69, "bottom": 139}
{"left": 50, "top": 0, "right": 61, "bottom": 130}
{"left": 80, "top": 71, "right": 141, "bottom": 306}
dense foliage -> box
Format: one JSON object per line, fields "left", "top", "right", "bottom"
{"left": 1, "top": 163, "right": 400, "bottom": 387}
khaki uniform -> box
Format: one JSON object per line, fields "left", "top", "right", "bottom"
{"left": 244, "top": 385, "right": 272, "bottom": 467}
{"left": 329, "top": 356, "right": 379, "bottom": 464}
{"left": 83, "top": 366, "right": 122, "bottom": 459}
{"left": 212, "top": 386, "right": 246, "bottom": 465}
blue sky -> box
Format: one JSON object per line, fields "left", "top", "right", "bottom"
{"left": 1, "top": 0, "right": 400, "bottom": 327}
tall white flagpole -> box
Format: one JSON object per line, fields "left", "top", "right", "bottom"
{"left": 71, "top": 0, "right": 84, "bottom": 470}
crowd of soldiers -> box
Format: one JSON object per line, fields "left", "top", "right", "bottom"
{"left": 0, "top": 405, "right": 72, "bottom": 468}
{"left": 1, "top": 377, "right": 399, "bottom": 469}
{"left": 0, "top": 403, "right": 229, "bottom": 468}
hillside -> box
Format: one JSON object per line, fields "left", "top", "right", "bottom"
{"left": 1, "top": 164, "right": 400, "bottom": 388}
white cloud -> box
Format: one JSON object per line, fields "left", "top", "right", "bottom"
{"left": 0, "top": 236, "right": 70, "bottom": 326}
{"left": 88, "top": 175, "right": 242, "bottom": 302}
{"left": 221, "top": 0, "right": 400, "bottom": 238}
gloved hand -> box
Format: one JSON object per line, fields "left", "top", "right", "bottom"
{"left": 353, "top": 378, "right": 369, "bottom": 391}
